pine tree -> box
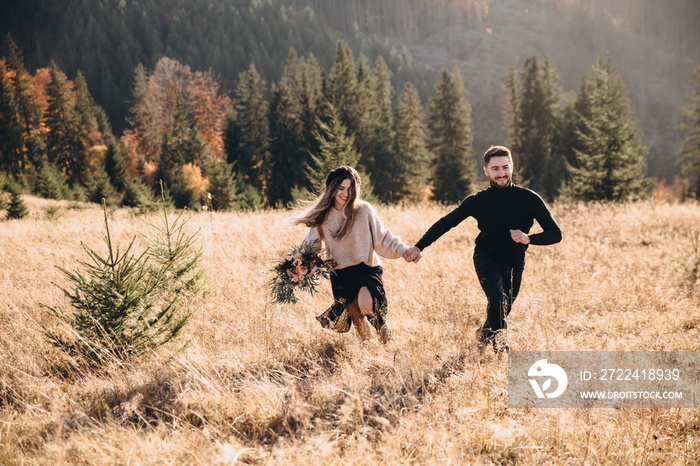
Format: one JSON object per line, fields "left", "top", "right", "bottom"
{"left": 104, "top": 143, "right": 127, "bottom": 192}
{"left": 364, "top": 57, "right": 398, "bottom": 202}
{"left": 94, "top": 105, "right": 115, "bottom": 146}
{"left": 36, "top": 162, "right": 69, "bottom": 200}
{"left": 427, "top": 68, "right": 473, "bottom": 203}
{"left": 510, "top": 56, "right": 563, "bottom": 199}
{"left": 3, "top": 34, "right": 40, "bottom": 165}
{"left": 5, "top": 183, "right": 29, "bottom": 219}
{"left": 87, "top": 168, "right": 118, "bottom": 205}
{"left": 306, "top": 103, "right": 362, "bottom": 191}
{"left": 0, "top": 61, "right": 23, "bottom": 175}
{"left": 297, "top": 53, "right": 324, "bottom": 184}
{"left": 395, "top": 82, "right": 430, "bottom": 201}
{"left": 354, "top": 53, "right": 375, "bottom": 169}
{"left": 73, "top": 71, "right": 110, "bottom": 149}
{"left": 204, "top": 159, "right": 237, "bottom": 211}
{"left": 45, "top": 62, "right": 86, "bottom": 185}
{"left": 229, "top": 64, "right": 270, "bottom": 203}
{"left": 557, "top": 75, "right": 596, "bottom": 172}
{"left": 128, "top": 63, "right": 159, "bottom": 161}
{"left": 223, "top": 110, "right": 260, "bottom": 209}
{"left": 223, "top": 110, "right": 243, "bottom": 169}
{"left": 503, "top": 67, "right": 521, "bottom": 150}
{"left": 515, "top": 56, "right": 541, "bottom": 181}
{"left": 268, "top": 79, "right": 301, "bottom": 206}
{"left": 678, "top": 64, "right": 700, "bottom": 197}
{"left": 268, "top": 49, "right": 307, "bottom": 207}
{"left": 158, "top": 98, "right": 204, "bottom": 189}
{"left": 145, "top": 186, "right": 207, "bottom": 296}
{"left": 121, "top": 178, "right": 158, "bottom": 213}
{"left": 281, "top": 48, "right": 303, "bottom": 88}
{"left": 232, "top": 172, "right": 263, "bottom": 210}
{"left": 566, "top": 57, "right": 651, "bottom": 201}
{"left": 326, "top": 42, "right": 360, "bottom": 137}
{"left": 43, "top": 199, "right": 204, "bottom": 368}
{"left": 538, "top": 57, "right": 566, "bottom": 199}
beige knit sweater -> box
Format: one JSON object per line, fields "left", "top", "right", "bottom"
{"left": 304, "top": 201, "right": 409, "bottom": 269}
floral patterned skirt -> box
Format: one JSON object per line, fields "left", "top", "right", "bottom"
{"left": 316, "top": 263, "right": 387, "bottom": 334}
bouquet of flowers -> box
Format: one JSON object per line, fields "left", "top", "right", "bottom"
{"left": 270, "top": 239, "right": 337, "bottom": 304}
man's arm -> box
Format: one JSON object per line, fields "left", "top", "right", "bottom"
{"left": 413, "top": 196, "right": 475, "bottom": 251}
{"left": 403, "top": 195, "right": 478, "bottom": 262}
{"left": 527, "top": 195, "right": 562, "bottom": 246}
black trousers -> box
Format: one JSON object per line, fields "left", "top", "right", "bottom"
{"left": 473, "top": 251, "right": 523, "bottom": 341}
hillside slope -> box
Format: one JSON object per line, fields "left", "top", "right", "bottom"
{"left": 3, "top": 0, "right": 699, "bottom": 180}
{"left": 381, "top": 0, "right": 699, "bottom": 180}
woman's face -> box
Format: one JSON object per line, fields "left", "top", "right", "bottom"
{"left": 333, "top": 178, "right": 352, "bottom": 210}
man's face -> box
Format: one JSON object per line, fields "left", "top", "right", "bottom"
{"left": 484, "top": 155, "right": 513, "bottom": 188}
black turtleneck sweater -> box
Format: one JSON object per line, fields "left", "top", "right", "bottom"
{"left": 415, "top": 184, "right": 562, "bottom": 269}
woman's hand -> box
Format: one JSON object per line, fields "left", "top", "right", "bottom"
{"left": 402, "top": 246, "right": 422, "bottom": 263}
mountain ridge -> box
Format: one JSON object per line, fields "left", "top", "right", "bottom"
{"left": 3, "top": 0, "right": 698, "bottom": 180}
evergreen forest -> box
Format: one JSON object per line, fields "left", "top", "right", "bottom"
{"left": 1, "top": 0, "right": 700, "bottom": 212}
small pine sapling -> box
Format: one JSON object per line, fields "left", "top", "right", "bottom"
{"left": 43, "top": 196, "right": 205, "bottom": 368}
{"left": 6, "top": 184, "right": 29, "bottom": 219}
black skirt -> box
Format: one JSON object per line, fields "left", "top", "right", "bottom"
{"left": 316, "top": 263, "right": 388, "bottom": 334}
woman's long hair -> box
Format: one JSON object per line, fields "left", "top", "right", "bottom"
{"left": 293, "top": 166, "right": 362, "bottom": 241}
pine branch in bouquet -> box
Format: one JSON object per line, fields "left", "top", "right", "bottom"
{"left": 270, "top": 239, "right": 337, "bottom": 304}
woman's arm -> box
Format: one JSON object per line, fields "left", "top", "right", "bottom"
{"left": 303, "top": 226, "right": 322, "bottom": 250}
{"left": 366, "top": 204, "right": 408, "bottom": 259}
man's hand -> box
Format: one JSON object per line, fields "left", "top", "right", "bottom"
{"left": 510, "top": 229, "right": 530, "bottom": 244}
{"left": 402, "top": 246, "right": 422, "bottom": 263}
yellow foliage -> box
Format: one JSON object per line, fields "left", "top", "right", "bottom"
{"left": 86, "top": 144, "right": 107, "bottom": 173}
{"left": 142, "top": 160, "right": 158, "bottom": 185}
{"left": 181, "top": 163, "right": 209, "bottom": 199}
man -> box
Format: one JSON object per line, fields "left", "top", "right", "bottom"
{"left": 403, "top": 145, "right": 562, "bottom": 351}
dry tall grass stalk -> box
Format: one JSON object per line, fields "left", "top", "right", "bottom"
{"left": 1, "top": 196, "right": 699, "bottom": 464}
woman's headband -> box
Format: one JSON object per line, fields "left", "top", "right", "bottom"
{"left": 325, "top": 167, "right": 354, "bottom": 187}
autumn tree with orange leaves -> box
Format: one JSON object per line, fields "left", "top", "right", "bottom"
{"left": 125, "top": 57, "right": 231, "bottom": 189}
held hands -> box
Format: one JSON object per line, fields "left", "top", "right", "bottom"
{"left": 402, "top": 246, "right": 422, "bottom": 263}
{"left": 510, "top": 229, "right": 530, "bottom": 244}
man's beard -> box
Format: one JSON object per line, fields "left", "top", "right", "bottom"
{"left": 490, "top": 176, "right": 512, "bottom": 188}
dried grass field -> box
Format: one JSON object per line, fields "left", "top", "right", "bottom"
{"left": 1, "top": 197, "right": 700, "bottom": 464}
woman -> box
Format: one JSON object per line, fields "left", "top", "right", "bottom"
{"left": 293, "top": 166, "right": 409, "bottom": 343}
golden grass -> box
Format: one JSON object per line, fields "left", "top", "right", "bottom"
{"left": 1, "top": 196, "right": 700, "bottom": 464}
